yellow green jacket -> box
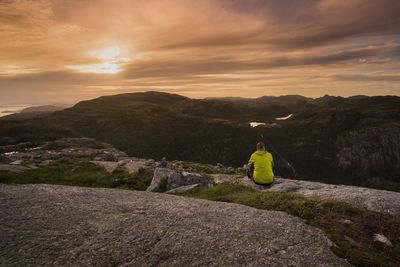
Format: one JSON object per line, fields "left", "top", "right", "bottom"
{"left": 248, "top": 151, "right": 274, "bottom": 184}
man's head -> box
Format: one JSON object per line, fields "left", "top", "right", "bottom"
{"left": 256, "top": 141, "right": 266, "bottom": 151}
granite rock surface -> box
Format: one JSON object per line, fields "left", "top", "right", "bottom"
{"left": 0, "top": 184, "right": 350, "bottom": 267}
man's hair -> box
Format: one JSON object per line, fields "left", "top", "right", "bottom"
{"left": 256, "top": 141, "right": 266, "bottom": 151}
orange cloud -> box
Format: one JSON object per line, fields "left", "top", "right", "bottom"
{"left": 0, "top": 0, "right": 399, "bottom": 104}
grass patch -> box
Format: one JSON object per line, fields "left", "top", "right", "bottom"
{"left": 22, "top": 159, "right": 35, "bottom": 166}
{"left": 174, "top": 161, "right": 219, "bottom": 174}
{"left": 152, "top": 178, "right": 168, "bottom": 193}
{"left": 172, "top": 183, "right": 400, "bottom": 267}
{"left": 0, "top": 158, "right": 153, "bottom": 191}
{"left": 174, "top": 161, "right": 244, "bottom": 177}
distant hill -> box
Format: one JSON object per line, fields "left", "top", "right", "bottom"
{"left": 20, "top": 105, "right": 66, "bottom": 113}
{"left": 0, "top": 91, "right": 399, "bottom": 191}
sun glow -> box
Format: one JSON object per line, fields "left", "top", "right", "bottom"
{"left": 68, "top": 46, "right": 130, "bottom": 74}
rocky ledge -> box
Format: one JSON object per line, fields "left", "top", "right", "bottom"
{"left": 145, "top": 168, "right": 400, "bottom": 216}
{"left": 2, "top": 138, "right": 399, "bottom": 216}
{"left": 0, "top": 184, "right": 350, "bottom": 267}
{"left": 211, "top": 174, "right": 400, "bottom": 216}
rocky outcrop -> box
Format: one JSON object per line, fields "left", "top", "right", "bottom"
{"left": 211, "top": 174, "right": 400, "bottom": 215}
{"left": 91, "top": 158, "right": 155, "bottom": 173}
{"left": 336, "top": 125, "right": 400, "bottom": 180}
{"left": 0, "top": 184, "right": 350, "bottom": 266}
{"left": 146, "top": 168, "right": 212, "bottom": 192}
{"left": 0, "top": 164, "right": 32, "bottom": 172}
{"left": 0, "top": 138, "right": 128, "bottom": 163}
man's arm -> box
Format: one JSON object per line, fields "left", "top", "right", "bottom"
{"left": 248, "top": 154, "right": 255, "bottom": 169}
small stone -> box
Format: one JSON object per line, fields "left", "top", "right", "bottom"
{"left": 39, "top": 160, "right": 52, "bottom": 167}
{"left": 339, "top": 219, "right": 353, "bottom": 225}
{"left": 146, "top": 159, "right": 155, "bottom": 166}
{"left": 118, "top": 160, "right": 127, "bottom": 167}
{"left": 9, "top": 160, "right": 23, "bottom": 165}
{"left": 216, "top": 163, "right": 225, "bottom": 168}
{"left": 373, "top": 234, "right": 392, "bottom": 246}
{"left": 238, "top": 164, "right": 249, "bottom": 172}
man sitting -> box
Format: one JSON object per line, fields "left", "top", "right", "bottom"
{"left": 247, "top": 142, "right": 274, "bottom": 185}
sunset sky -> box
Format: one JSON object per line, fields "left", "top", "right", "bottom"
{"left": 1, "top": 0, "right": 400, "bottom": 105}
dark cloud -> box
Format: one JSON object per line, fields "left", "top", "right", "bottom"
{"left": 121, "top": 45, "right": 394, "bottom": 79}
{"left": 156, "top": 0, "right": 400, "bottom": 50}
{"left": 333, "top": 74, "right": 400, "bottom": 82}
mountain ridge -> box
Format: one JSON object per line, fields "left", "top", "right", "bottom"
{"left": 0, "top": 91, "right": 399, "bottom": 192}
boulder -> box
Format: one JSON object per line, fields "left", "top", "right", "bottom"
{"left": 146, "top": 168, "right": 212, "bottom": 192}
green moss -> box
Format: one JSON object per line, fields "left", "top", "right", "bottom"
{"left": 0, "top": 158, "right": 153, "bottom": 191}
{"left": 175, "top": 161, "right": 218, "bottom": 174}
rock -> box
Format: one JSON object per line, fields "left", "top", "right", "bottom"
{"left": 180, "top": 172, "right": 213, "bottom": 188}
{"left": 373, "top": 234, "right": 392, "bottom": 247}
{"left": 118, "top": 160, "right": 127, "bottom": 167}
{"left": 0, "top": 155, "right": 12, "bottom": 163}
{"left": 38, "top": 160, "right": 52, "bottom": 167}
{"left": 147, "top": 168, "right": 212, "bottom": 192}
{"left": 166, "top": 183, "right": 201, "bottom": 193}
{"left": 0, "top": 164, "right": 32, "bottom": 172}
{"left": 217, "top": 163, "right": 225, "bottom": 168}
{"left": 0, "top": 184, "right": 351, "bottom": 266}
{"left": 0, "top": 138, "right": 129, "bottom": 164}
{"left": 146, "top": 168, "right": 180, "bottom": 192}
{"left": 146, "top": 159, "right": 156, "bottom": 167}
{"left": 238, "top": 164, "right": 249, "bottom": 172}
{"left": 124, "top": 161, "right": 149, "bottom": 173}
{"left": 336, "top": 125, "right": 400, "bottom": 180}
{"left": 157, "top": 157, "right": 172, "bottom": 168}
{"left": 9, "top": 160, "right": 23, "bottom": 165}
{"left": 339, "top": 219, "right": 353, "bottom": 225}
{"left": 212, "top": 174, "right": 246, "bottom": 184}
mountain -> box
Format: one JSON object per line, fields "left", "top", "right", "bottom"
{"left": 20, "top": 105, "right": 66, "bottom": 113}
{"left": 0, "top": 91, "right": 399, "bottom": 191}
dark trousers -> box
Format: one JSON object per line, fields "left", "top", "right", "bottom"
{"left": 253, "top": 180, "right": 273, "bottom": 186}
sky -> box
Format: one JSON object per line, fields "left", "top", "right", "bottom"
{"left": 0, "top": 0, "right": 400, "bottom": 105}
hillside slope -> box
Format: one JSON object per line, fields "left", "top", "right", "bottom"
{"left": 0, "top": 91, "right": 399, "bottom": 191}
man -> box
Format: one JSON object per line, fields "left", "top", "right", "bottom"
{"left": 248, "top": 142, "right": 274, "bottom": 185}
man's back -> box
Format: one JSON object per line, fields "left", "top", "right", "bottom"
{"left": 248, "top": 151, "right": 274, "bottom": 184}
